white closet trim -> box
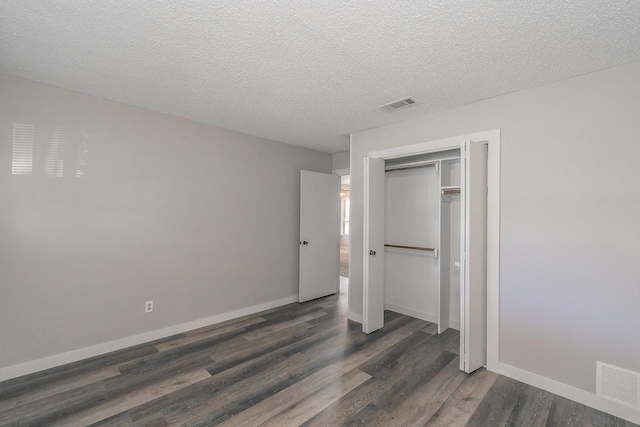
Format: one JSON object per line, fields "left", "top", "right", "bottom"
{"left": 367, "top": 129, "right": 500, "bottom": 371}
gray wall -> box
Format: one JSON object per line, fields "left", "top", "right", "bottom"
{"left": 350, "top": 61, "right": 640, "bottom": 393}
{"left": 332, "top": 151, "right": 350, "bottom": 171}
{"left": 0, "top": 74, "right": 331, "bottom": 370}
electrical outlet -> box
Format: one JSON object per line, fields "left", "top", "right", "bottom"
{"left": 145, "top": 300, "right": 153, "bottom": 313}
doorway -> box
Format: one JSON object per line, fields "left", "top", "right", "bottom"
{"left": 340, "top": 175, "right": 350, "bottom": 277}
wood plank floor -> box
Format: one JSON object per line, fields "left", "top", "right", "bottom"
{"left": 339, "top": 235, "right": 349, "bottom": 277}
{"left": 1, "top": 283, "right": 636, "bottom": 427}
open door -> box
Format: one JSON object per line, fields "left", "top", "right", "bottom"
{"left": 363, "top": 157, "right": 385, "bottom": 333}
{"left": 460, "top": 140, "right": 488, "bottom": 373}
{"left": 299, "top": 171, "right": 340, "bottom": 303}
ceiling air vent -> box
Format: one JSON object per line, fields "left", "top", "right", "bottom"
{"left": 379, "top": 97, "right": 418, "bottom": 112}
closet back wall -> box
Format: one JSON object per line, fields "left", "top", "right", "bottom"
{"left": 0, "top": 74, "right": 331, "bottom": 372}
{"left": 384, "top": 167, "right": 440, "bottom": 322}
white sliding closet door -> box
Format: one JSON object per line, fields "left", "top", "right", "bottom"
{"left": 363, "top": 157, "right": 385, "bottom": 333}
{"left": 460, "top": 140, "right": 488, "bottom": 373}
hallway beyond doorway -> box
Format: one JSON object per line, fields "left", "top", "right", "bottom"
{"left": 340, "top": 235, "right": 349, "bottom": 277}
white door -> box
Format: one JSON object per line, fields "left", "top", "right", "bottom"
{"left": 299, "top": 171, "right": 340, "bottom": 303}
{"left": 460, "top": 140, "right": 488, "bottom": 373}
{"left": 363, "top": 157, "right": 385, "bottom": 333}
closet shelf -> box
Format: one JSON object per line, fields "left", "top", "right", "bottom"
{"left": 384, "top": 244, "right": 437, "bottom": 253}
{"left": 385, "top": 163, "right": 437, "bottom": 173}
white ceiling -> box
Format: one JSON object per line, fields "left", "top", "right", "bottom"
{"left": 2, "top": 1, "right": 640, "bottom": 153}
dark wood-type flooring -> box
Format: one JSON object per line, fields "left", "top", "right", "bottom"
{"left": 1, "top": 283, "right": 636, "bottom": 426}
{"left": 339, "top": 235, "right": 349, "bottom": 277}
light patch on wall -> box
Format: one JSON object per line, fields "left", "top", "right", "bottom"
{"left": 11, "top": 123, "right": 90, "bottom": 177}
{"left": 75, "top": 128, "right": 89, "bottom": 178}
{"left": 12, "top": 123, "right": 34, "bottom": 175}
{"left": 45, "top": 126, "right": 64, "bottom": 178}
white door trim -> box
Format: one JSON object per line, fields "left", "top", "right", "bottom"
{"left": 366, "top": 129, "right": 500, "bottom": 371}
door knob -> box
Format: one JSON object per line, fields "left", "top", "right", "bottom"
{"left": 303, "top": 241, "right": 309, "bottom": 245}
{"left": 369, "top": 250, "right": 376, "bottom": 256}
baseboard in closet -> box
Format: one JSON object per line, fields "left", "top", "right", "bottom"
{"left": 448, "top": 319, "right": 461, "bottom": 330}
{"left": 385, "top": 303, "right": 438, "bottom": 324}
{"left": 348, "top": 312, "right": 363, "bottom": 323}
{"left": 385, "top": 303, "right": 460, "bottom": 331}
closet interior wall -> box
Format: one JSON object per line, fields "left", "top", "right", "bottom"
{"left": 439, "top": 158, "right": 461, "bottom": 331}
{"left": 383, "top": 150, "right": 461, "bottom": 330}
{"left": 384, "top": 164, "right": 439, "bottom": 321}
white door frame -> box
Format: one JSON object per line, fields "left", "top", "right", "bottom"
{"left": 364, "top": 129, "right": 500, "bottom": 371}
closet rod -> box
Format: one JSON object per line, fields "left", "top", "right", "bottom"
{"left": 385, "top": 163, "right": 436, "bottom": 172}
{"left": 384, "top": 244, "right": 436, "bottom": 252}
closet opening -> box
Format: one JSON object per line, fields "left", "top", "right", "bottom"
{"left": 383, "top": 149, "right": 461, "bottom": 333}
{"left": 363, "top": 130, "right": 500, "bottom": 374}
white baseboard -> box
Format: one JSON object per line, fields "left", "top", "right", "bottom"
{"left": 0, "top": 296, "right": 298, "bottom": 383}
{"left": 385, "top": 303, "right": 438, "bottom": 324}
{"left": 492, "top": 361, "right": 640, "bottom": 425}
{"left": 350, "top": 307, "right": 459, "bottom": 332}
{"left": 381, "top": 304, "right": 460, "bottom": 331}
{"left": 348, "top": 312, "right": 363, "bottom": 323}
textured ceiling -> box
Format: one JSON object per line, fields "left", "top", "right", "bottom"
{"left": 2, "top": 1, "right": 640, "bottom": 153}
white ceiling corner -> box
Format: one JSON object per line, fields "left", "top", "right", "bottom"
{"left": 1, "top": 1, "right": 640, "bottom": 153}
